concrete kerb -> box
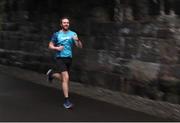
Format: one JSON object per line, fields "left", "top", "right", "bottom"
{"left": 0, "top": 64, "right": 179, "bottom": 121}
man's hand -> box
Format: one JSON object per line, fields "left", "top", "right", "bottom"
{"left": 49, "top": 42, "right": 64, "bottom": 51}
{"left": 54, "top": 46, "right": 64, "bottom": 51}
{"left": 73, "top": 36, "right": 83, "bottom": 48}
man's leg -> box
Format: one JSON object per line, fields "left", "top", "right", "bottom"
{"left": 61, "top": 70, "right": 73, "bottom": 109}
{"left": 47, "top": 69, "right": 62, "bottom": 82}
{"left": 61, "top": 71, "right": 69, "bottom": 98}
{"left": 52, "top": 73, "right": 62, "bottom": 81}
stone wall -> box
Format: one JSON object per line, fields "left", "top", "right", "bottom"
{"left": 1, "top": 0, "right": 180, "bottom": 106}
{"left": 71, "top": 18, "right": 180, "bottom": 105}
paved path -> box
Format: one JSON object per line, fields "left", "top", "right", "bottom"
{"left": 0, "top": 73, "right": 170, "bottom": 121}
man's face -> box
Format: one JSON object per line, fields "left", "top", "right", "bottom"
{"left": 61, "top": 18, "right": 70, "bottom": 31}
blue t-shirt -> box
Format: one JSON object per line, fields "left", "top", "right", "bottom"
{"left": 51, "top": 30, "right": 77, "bottom": 58}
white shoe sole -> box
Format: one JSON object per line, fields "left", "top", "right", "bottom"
{"left": 46, "top": 69, "right": 52, "bottom": 75}
{"left": 63, "top": 104, "right": 73, "bottom": 109}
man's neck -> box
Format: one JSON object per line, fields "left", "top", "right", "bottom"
{"left": 61, "top": 29, "right": 69, "bottom": 33}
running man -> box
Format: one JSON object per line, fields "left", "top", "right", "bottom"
{"left": 46, "top": 17, "right": 83, "bottom": 109}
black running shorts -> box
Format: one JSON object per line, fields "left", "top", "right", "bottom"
{"left": 54, "top": 57, "right": 72, "bottom": 73}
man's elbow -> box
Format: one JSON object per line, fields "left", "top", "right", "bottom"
{"left": 80, "top": 42, "right": 83, "bottom": 48}
{"left": 79, "top": 43, "right": 83, "bottom": 48}
{"left": 48, "top": 42, "right": 54, "bottom": 49}
{"left": 48, "top": 44, "right": 51, "bottom": 49}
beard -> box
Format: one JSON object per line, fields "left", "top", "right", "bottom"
{"left": 62, "top": 25, "right": 69, "bottom": 31}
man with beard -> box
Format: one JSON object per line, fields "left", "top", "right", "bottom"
{"left": 46, "top": 17, "right": 83, "bottom": 109}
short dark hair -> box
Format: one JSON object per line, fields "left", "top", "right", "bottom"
{"left": 60, "top": 17, "right": 70, "bottom": 23}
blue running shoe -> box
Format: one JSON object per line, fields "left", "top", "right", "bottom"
{"left": 46, "top": 69, "right": 53, "bottom": 83}
{"left": 63, "top": 99, "right": 73, "bottom": 109}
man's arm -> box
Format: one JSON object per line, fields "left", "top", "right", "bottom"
{"left": 48, "top": 41, "right": 64, "bottom": 51}
{"left": 73, "top": 36, "right": 83, "bottom": 48}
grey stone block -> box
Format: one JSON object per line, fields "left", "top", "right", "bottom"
{"left": 90, "top": 22, "right": 139, "bottom": 37}
{"left": 90, "top": 22, "right": 120, "bottom": 36}
{"left": 164, "top": 93, "right": 180, "bottom": 104}
{"left": 159, "top": 79, "right": 179, "bottom": 95}
{"left": 157, "top": 28, "right": 175, "bottom": 39}
{"left": 137, "top": 37, "right": 161, "bottom": 63}
{"left": 1, "top": 22, "right": 19, "bottom": 31}
{"left": 158, "top": 39, "right": 178, "bottom": 64}
{"left": 71, "top": 69, "right": 122, "bottom": 91}
{"left": 123, "top": 37, "right": 140, "bottom": 59}
{"left": 139, "top": 22, "right": 158, "bottom": 37}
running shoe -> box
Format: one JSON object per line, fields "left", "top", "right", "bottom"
{"left": 46, "top": 69, "right": 53, "bottom": 83}
{"left": 63, "top": 99, "right": 73, "bottom": 109}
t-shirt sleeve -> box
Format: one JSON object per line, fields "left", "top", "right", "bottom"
{"left": 51, "top": 32, "right": 58, "bottom": 44}
{"left": 72, "top": 32, "right": 78, "bottom": 44}
{"left": 73, "top": 32, "right": 78, "bottom": 37}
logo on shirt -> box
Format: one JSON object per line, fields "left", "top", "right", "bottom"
{"left": 61, "top": 37, "right": 71, "bottom": 40}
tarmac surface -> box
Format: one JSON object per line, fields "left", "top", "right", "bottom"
{"left": 0, "top": 73, "right": 171, "bottom": 122}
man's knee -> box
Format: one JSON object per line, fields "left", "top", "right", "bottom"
{"left": 61, "top": 71, "right": 69, "bottom": 82}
